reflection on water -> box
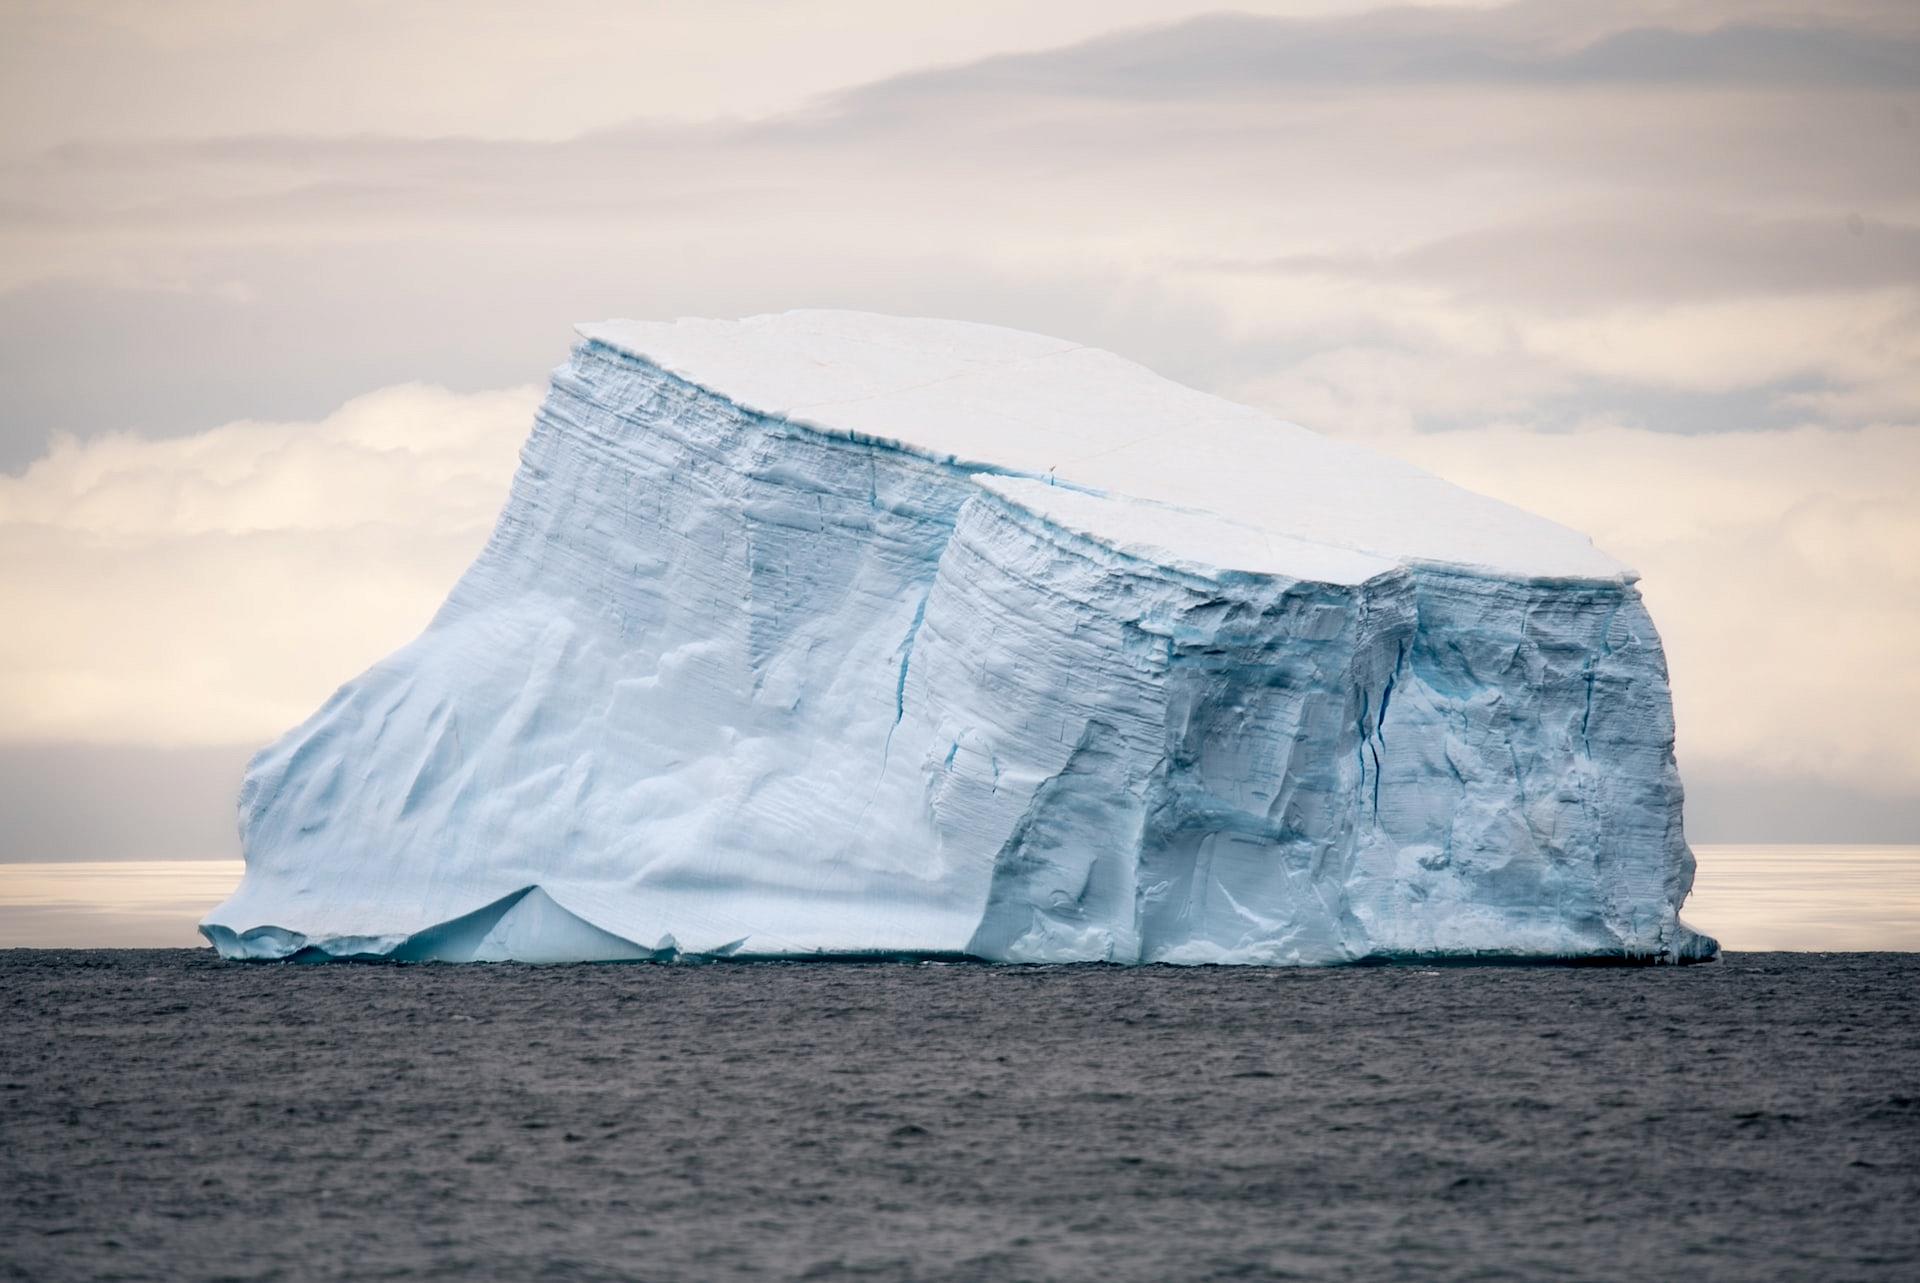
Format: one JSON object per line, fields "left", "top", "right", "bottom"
{"left": 0, "top": 847, "right": 1915, "bottom": 951}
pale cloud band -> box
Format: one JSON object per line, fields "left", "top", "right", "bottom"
{"left": 0, "top": 386, "right": 536, "bottom": 745}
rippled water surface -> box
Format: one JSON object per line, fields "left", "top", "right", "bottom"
{"left": 3, "top": 951, "right": 1916, "bottom": 1281}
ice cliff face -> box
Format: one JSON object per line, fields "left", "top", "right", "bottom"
{"left": 202, "top": 312, "right": 1715, "bottom": 964}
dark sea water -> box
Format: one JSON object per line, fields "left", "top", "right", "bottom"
{"left": 3, "top": 952, "right": 1917, "bottom": 1282}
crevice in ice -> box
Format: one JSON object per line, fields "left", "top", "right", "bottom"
{"left": 398, "top": 698, "right": 459, "bottom": 818}
{"left": 1354, "top": 686, "right": 1372, "bottom": 815}
{"left": 1369, "top": 742, "right": 1382, "bottom": 818}
{"left": 1580, "top": 662, "right": 1596, "bottom": 756}
{"left": 868, "top": 590, "right": 934, "bottom": 812}
{"left": 892, "top": 595, "right": 930, "bottom": 729}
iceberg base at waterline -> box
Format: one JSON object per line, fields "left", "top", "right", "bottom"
{"left": 203, "top": 311, "right": 1717, "bottom": 966}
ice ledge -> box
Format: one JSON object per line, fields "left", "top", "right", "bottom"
{"left": 201, "top": 887, "right": 724, "bottom": 964}
{"left": 576, "top": 311, "right": 1632, "bottom": 584}
{"left": 974, "top": 475, "right": 1401, "bottom": 587}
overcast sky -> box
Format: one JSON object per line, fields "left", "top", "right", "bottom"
{"left": 1, "top": 0, "right": 1916, "bottom": 856}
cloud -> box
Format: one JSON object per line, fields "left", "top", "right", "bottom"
{"left": 1225, "top": 214, "right": 1920, "bottom": 307}
{"left": 0, "top": 384, "right": 535, "bottom": 744}
{"left": 1520, "top": 289, "right": 1920, "bottom": 396}
{"left": 843, "top": 5, "right": 1920, "bottom": 104}
{"left": 0, "top": 1, "right": 1459, "bottom": 153}
{"left": 2, "top": 1, "right": 1915, "bottom": 471}
{"left": 0, "top": 742, "right": 256, "bottom": 860}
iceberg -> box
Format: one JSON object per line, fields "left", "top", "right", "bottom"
{"left": 202, "top": 311, "right": 1716, "bottom": 964}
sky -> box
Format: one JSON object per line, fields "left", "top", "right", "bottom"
{"left": 0, "top": 0, "right": 1916, "bottom": 858}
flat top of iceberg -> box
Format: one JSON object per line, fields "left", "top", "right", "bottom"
{"left": 577, "top": 310, "right": 1629, "bottom": 582}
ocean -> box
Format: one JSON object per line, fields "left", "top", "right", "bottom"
{"left": 3, "top": 950, "right": 1917, "bottom": 1281}
{"left": 2, "top": 848, "right": 1916, "bottom": 1280}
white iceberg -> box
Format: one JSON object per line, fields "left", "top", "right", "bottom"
{"left": 203, "top": 311, "right": 1716, "bottom": 964}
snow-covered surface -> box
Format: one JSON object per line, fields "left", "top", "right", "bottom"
{"left": 203, "top": 311, "right": 1711, "bottom": 965}
{"left": 580, "top": 312, "right": 1629, "bottom": 583}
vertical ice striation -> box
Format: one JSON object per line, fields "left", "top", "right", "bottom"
{"left": 202, "top": 311, "right": 1715, "bottom": 964}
